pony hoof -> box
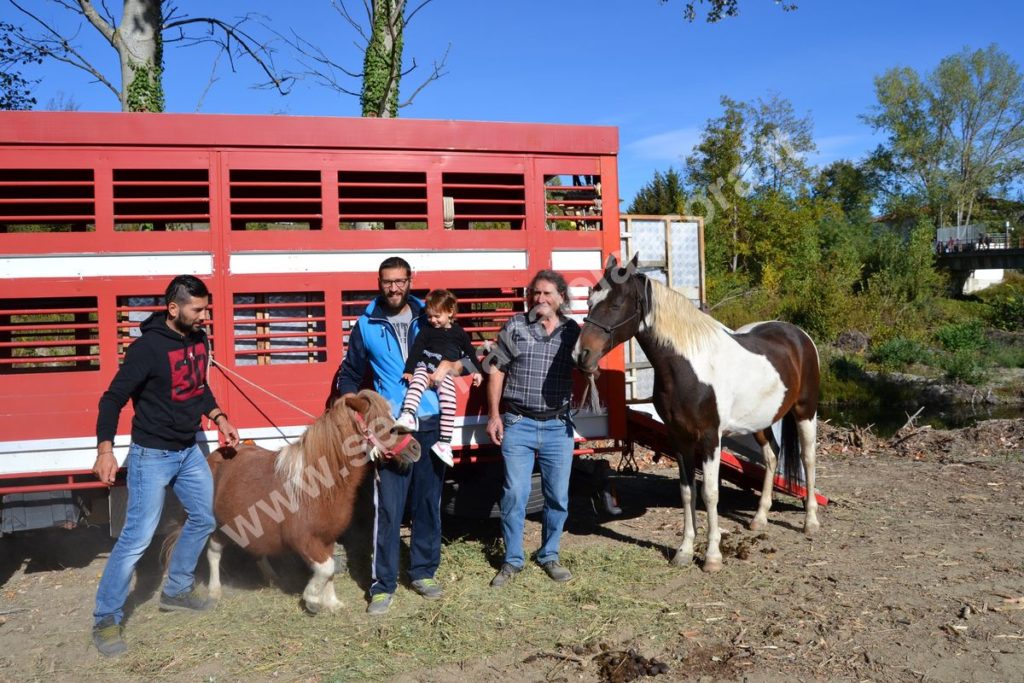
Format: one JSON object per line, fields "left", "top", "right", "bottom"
{"left": 749, "top": 517, "right": 767, "bottom": 532}
{"left": 804, "top": 520, "right": 820, "bottom": 536}
{"left": 670, "top": 551, "right": 693, "bottom": 567}
{"left": 702, "top": 558, "right": 723, "bottom": 573}
{"left": 304, "top": 600, "right": 322, "bottom": 615}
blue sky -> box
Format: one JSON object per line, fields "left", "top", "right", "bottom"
{"left": 7, "top": 1, "right": 1024, "bottom": 204}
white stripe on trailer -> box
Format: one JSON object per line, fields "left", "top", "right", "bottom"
{"left": 230, "top": 250, "right": 529, "bottom": 275}
{"left": 0, "top": 413, "right": 609, "bottom": 475}
{"left": 552, "top": 249, "right": 603, "bottom": 271}
{"left": 0, "top": 253, "right": 213, "bottom": 279}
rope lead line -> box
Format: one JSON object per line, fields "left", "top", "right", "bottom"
{"left": 209, "top": 358, "right": 318, "bottom": 444}
{"left": 210, "top": 359, "right": 317, "bottom": 420}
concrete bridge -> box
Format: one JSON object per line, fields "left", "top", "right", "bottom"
{"left": 935, "top": 244, "right": 1024, "bottom": 293}
{"left": 936, "top": 246, "right": 1024, "bottom": 272}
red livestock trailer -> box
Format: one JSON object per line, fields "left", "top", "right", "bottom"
{"left": 0, "top": 111, "right": 627, "bottom": 532}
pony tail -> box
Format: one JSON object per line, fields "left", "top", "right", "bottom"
{"left": 778, "top": 413, "right": 802, "bottom": 489}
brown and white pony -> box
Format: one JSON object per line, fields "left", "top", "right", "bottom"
{"left": 574, "top": 254, "right": 820, "bottom": 572}
{"left": 205, "top": 389, "right": 420, "bottom": 612}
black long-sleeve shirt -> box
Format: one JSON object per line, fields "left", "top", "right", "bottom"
{"left": 96, "top": 312, "right": 217, "bottom": 450}
{"left": 403, "top": 323, "right": 484, "bottom": 375}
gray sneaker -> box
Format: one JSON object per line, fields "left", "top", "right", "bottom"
{"left": 410, "top": 578, "right": 443, "bottom": 600}
{"left": 366, "top": 593, "right": 393, "bottom": 615}
{"left": 541, "top": 560, "right": 572, "bottom": 583}
{"left": 159, "top": 587, "right": 213, "bottom": 613}
{"left": 92, "top": 616, "right": 127, "bottom": 657}
{"left": 490, "top": 563, "right": 522, "bottom": 588}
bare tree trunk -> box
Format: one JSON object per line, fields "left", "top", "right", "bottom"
{"left": 78, "top": 0, "right": 163, "bottom": 112}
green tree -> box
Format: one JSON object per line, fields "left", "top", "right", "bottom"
{"left": 8, "top": 0, "right": 291, "bottom": 112}
{"left": 684, "top": 94, "right": 815, "bottom": 280}
{"left": 627, "top": 168, "right": 688, "bottom": 214}
{"left": 813, "top": 159, "right": 879, "bottom": 227}
{"left": 866, "top": 45, "right": 1024, "bottom": 228}
{"left": 1, "top": 21, "right": 39, "bottom": 110}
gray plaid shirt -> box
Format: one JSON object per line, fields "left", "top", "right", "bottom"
{"left": 489, "top": 312, "right": 580, "bottom": 415}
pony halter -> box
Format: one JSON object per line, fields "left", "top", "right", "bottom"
{"left": 352, "top": 412, "right": 414, "bottom": 462}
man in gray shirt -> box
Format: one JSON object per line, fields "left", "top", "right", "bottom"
{"left": 485, "top": 269, "right": 580, "bottom": 587}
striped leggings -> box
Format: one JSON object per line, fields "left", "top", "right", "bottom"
{"left": 401, "top": 365, "right": 457, "bottom": 443}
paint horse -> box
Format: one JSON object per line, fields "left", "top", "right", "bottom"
{"left": 574, "top": 254, "right": 820, "bottom": 572}
{"left": 206, "top": 390, "right": 420, "bottom": 612}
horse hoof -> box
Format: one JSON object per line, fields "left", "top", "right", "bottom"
{"left": 804, "top": 520, "right": 820, "bottom": 536}
{"left": 702, "top": 558, "right": 723, "bottom": 573}
{"left": 670, "top": 551, "right": 693, "bottom": 567}
{"left": 304, "top": 600, "right": 322, "bottom": 615}
{"left": 749, "top": 517, "right": 767, "bottom": 532}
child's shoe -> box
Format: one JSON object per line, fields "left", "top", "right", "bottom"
{"left": 394, "top": 411, "right": 417, "bottom": 433}
{"left": 431, "top": 441, "right": 455, "bottom": 466}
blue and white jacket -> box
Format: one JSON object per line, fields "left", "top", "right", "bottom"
{"left": 330, "top": 295, "right": 440, "bottom": 422}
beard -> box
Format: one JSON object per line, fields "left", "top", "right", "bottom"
{"left": 171, "top": 313, "right": 201, "bottom": 335}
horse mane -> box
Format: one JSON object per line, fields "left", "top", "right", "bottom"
{"left": 645, "top": 276, "right": 726, "bottom": 357}
{"left": 274, "top": 390, "right": 381, "bottom": 503}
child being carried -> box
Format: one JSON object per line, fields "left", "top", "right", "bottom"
{"left": 396, "top": 289, "right": 484, "bottom": 466}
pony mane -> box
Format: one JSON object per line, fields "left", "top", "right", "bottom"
{"left": 645, "top": 277, "right": 726, "bottom": 357}
{"left": 274, "top": 390, "right": 382, "bottom": 503}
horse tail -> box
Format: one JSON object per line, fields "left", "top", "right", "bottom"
{"left": 160, "top": 523, "right": 183, "bottom": 570}
{"left": 777, "top": 412, "right": 802, "bottom": 490}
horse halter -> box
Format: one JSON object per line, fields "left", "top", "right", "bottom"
{"left": 352, "top": 412, "right": 414, "bottom": 461}
{"left": 582, "top": 273, "right": 648, "bottom": 335}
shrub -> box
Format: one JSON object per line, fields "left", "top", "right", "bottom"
{"left": 939, "top": 349, "right": 989, "bottom": 385}
{"left": 870, "top": 337, "right": 930, "bottom": 369}
{"left": 934, "top": 320, "right": 987, "bottom": 352}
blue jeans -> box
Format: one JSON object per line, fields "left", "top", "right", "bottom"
{"left": 499, "top": 413, "right": 574, "bottom": 568}
{"left": 93, "top": 443, "right": 215, "bottom": 626}
{"left": 370, "top": 425, "right": 444, "bottom": 596}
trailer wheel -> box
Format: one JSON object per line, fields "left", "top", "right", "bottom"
{"left": 443, "top": 464, "right": 543, "bottom": 519}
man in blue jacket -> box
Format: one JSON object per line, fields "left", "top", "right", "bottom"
{"left": 328, "top": 257, "right": 463, "bottom": 615}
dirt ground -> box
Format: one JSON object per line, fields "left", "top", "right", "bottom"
{"left": 1, "top": 417, "right": 1022, "bottom": 683}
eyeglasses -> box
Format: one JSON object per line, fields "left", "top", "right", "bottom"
{"left": 380, "top": 278, "right": 411, "bottom": 289}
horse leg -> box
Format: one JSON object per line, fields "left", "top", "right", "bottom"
{"left": 701, "top": 437, "right": 724, "bottom": 572}
{"left": 671, "top": 449, "right": 697, "bottom": 567}
{"left": 301, "top": 556, "right": 336, "bottom": 614}
{"left": 207, "top": 533, "right": 226, "bottom": 600}
{"left": 320, "top": 571, "right": 343, "bottom": 613}
{"left": 798, "top": 417, "right": 820, "bottom": 535}
{"left": 256, "top": 556, "right": 279, "bottom": 586}
{"left": 749, "top": 430, "right": 777, "bottom": 532}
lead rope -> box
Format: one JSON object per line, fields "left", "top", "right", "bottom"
{"left": 209, "top": 357, "right": 317, "bottom": 443}
{"left": 573, "top": 373, "right": 603, "bottom": 417}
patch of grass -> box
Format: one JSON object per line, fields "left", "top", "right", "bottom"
{"left": 85, "top": 541, "right": 698, "bottom": 681}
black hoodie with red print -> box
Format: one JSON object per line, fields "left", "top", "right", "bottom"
{"left": 96, "top": 311, "right": 217, "bottom": 450}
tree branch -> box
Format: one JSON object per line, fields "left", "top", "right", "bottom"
{"left": 163, "top": 13, "right": 294, "bottom": 94}
{"left": 8, "top": 0, "right": 120, "bottom": 99}
{"left": 398, "top": 42, "right": 449, "bottom": 109}
{"left": 76, "top": 0, "right": 115, "bottom": 44}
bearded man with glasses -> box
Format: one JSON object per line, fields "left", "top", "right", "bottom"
{"left": 327, "top": 256, "right": 467, "bottom": 615}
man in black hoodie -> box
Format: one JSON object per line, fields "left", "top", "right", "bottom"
{"left": 90, "top": 275, "right": 238, "bottom": 657}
